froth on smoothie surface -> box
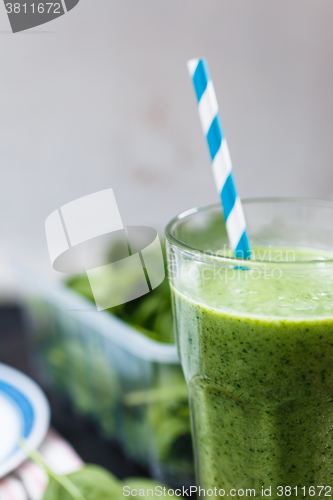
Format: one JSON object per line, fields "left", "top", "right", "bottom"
{"left": 173, "top": 246, "right": 333, "bottom": 320}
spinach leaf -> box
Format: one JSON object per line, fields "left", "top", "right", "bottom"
{"left": 44, "top": 465, "right": 124, "bottom": 500}
{"left": 21, "top": 441, "right": 125, "bottom": 500}
{"left": 21, "top": 439, "right": 169, "bottom": 500}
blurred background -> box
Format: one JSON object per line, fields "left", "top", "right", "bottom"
{"left": 1, "top": 0, "right": 333, "bottom": 492}
{"left": 0, "top": 0, "right": 333, "bottom": 286}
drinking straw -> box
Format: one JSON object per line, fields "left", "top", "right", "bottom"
{"left": 187, "top": 58, "right": 251, "bottom": 260}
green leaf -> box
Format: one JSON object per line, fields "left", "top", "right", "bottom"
{"left": 44, "top": 465, "right": 124, "bottom": 500}
{"left": 43, "top": 479, "right": 80, "bottom": 500}
{"left": 20, "top": 441, "right": 85, "bottom": 500}
{"left": 22, "top": 440, "right": 169, "bottom": 500}
{"left": 124, "top": 384, "right": 188, "bottom": 406}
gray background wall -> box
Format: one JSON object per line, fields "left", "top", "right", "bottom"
{"left": 0, "top": 0, "right": 333, "bottom": 281}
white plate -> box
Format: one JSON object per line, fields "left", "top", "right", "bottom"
{"left": 0, "top": 363, "right": 50, "bottom": 478}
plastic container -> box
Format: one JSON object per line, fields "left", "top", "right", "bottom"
{"left": 14, "top": 267, "right": 194, "bottom": 487}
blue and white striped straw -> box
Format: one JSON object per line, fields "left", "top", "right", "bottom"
{"left": 187, "top": 58, "right": 251, "bottom": 260}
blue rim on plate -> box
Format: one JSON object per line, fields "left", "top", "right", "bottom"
{"left": 0, "top": 363, "right": 50, "bottom": 478}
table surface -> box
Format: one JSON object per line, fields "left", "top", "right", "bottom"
{"left": 0, "top": 305, "right": 149, "bottom": 480}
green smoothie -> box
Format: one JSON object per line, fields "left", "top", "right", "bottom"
{"left": 171, "top": 248, "right": 333, "bottom": 494}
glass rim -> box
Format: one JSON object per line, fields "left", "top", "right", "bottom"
{"left": 165, "top": 197, "right": 333, "bottom": 268}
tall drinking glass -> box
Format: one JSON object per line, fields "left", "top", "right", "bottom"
{"left": 166, "top": 199, "right": 333, "bottom": 496}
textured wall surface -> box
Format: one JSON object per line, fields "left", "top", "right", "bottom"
{"left": 0, "top": 0, "right": 333, "bottom": 279}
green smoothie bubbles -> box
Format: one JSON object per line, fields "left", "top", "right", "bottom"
{"left": 166, "top": 199, "right": 333, "bottom": 497}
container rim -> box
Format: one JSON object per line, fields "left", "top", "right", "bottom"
{"left": 11, "top": 264, "right": 180, "bottom": 364}
{"left": 165, "top": 197, "right": 333, "bottom": 268}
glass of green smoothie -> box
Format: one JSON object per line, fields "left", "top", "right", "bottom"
{"left": 166, "top": 198, "right": 333, "bottom": 496}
